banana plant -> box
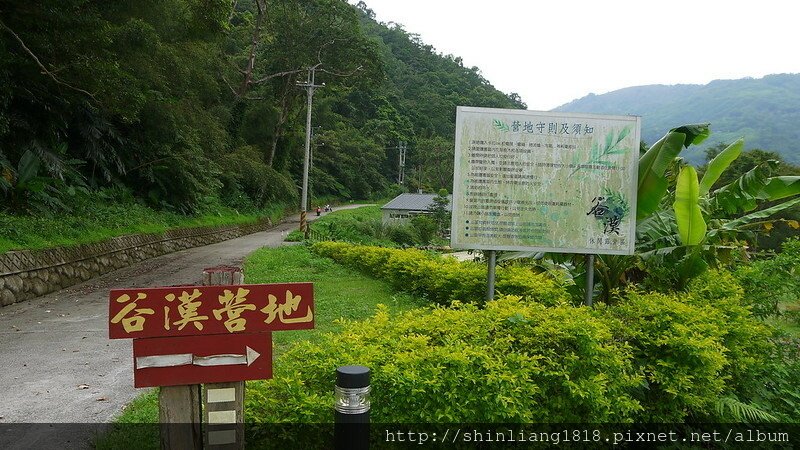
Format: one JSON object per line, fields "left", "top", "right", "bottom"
{"left": 674, "top": 165, "right": 707, "bottom": 245}
{"left": 638, "top": 137, "right": 800, "bottom": 288}
{"left": 498, "top": 124, "right": 800, "bottom": 298}
{"left": 637, "top": 124, "right": 710, "bottom": 220}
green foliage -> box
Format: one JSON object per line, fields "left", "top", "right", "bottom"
{"left": 699, "top": 138, "right": 743, "bottom": 194}
{"left": 248, "top": 277, "right": 776, "bottom": 424}
{"left": 1, "top": 0, "right": 522, "bottom": 219}
{"left": 291, "top": 205, "right": 447, "bottom": 248}
{"left": 607, "top": 282, "right": 771, "bottom": 422}
{"left": 732, "top": 238, "right": 800, "bottom": 319}
{"left": 311, "top": 242, "right": 570, "bottom": 307}
{"left": 747, "top": 335, "right": 800, "bottom": 422}
{"left": 409, "top": 214, "right": 437, "bottom": 245}
{"left": 428, "top": 188, "right": 451, "bottom": 237}
{"left": 0, "top": 187, "right": 284, "bottom": 253}
{"left": 247, "top": 297, "right": 642, "bottom": 423}
{"left": 673, "top": 165, "right": 706, "bottom": 245}
{"left": 635, "top": 128, "right": 800, "bottom": 290}
{"left": 218, "top": 145, "right": 298, "bottom": 209}
{"left": 289, "top": 206, "right": 402, "bottom": 246}
{"left": 637, "top": 124, "right": 709, "bottom": 220}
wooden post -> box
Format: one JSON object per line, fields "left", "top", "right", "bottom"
{"left": 203, "top": 382, "right": 245, "bottom": 449}
{"left": 202, "top": 266, "right": 246, "bottom": 450}
{"left": 159, "top": 385, "right": 202, "bottom": 450}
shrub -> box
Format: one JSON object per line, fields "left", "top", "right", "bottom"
{"left": 606, "top": 283, "right": 773, "bottom": 422}
{"left": 687, "top": 270, "right": 772, "bottom": 393}
{"left": 733, "top": 237, "right": 800, "bottom": 319}
{"left": 242, "top": 260, "right": 781, "bottom": 425}
{"left": 311, "top": 242, "right": 569, "bottom": 306}
{"left": 246, "top": 297, "right": 642, "bottom": 424}
{"left": 748, "top": 335, "right": 800, "bottom": 422}
{"left": 409, "top": 214, "right": 437, "bottom": 245}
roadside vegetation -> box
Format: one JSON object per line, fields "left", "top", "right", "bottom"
{"left": 287, "top": 191, "right": 452, "bottom": 248}
{"left": 0, "top": 187, "right": 290, "bottom": 253}
{"left": 244, "top": 124, "right": 800, "bottom": 431}
{"left": 96, "top": 244, "right": 427, "bottom": 448}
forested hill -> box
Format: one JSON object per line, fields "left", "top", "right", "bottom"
{"left": 0, "top": 0, "right": 522, "bottom": 216}
{"left": 554, "top": 74, "right": 800, "bottom": 165}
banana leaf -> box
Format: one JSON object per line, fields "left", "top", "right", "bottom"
{"left": 710, "top": 160, "right": 777, "bottom": 214}
{"left": 636, "top": 133, "right": 685, "bottom": 220}
{"left": 635, "top": 209, "right": 679, "bottom": 252}
{"left": 637, "top": 124, "right": 710, "bottom": 220}
{"left": 699, "top": 138, "right": 743, "bottom": 195}
{"left": 758, "top": 176, "right": 800, "bottom": 201}
{"left": 720, "top": 197, "right": 800, "bottom": 231}
{"left": 674, "top": 166, "right": 706, "bottom": 245}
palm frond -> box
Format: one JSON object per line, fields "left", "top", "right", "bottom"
{"left": 715, "top": 396, "right": 779, "bottom": 423}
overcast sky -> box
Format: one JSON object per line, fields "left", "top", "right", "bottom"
{"left": 350, "top": 0, "right": 800, "bottom": 111}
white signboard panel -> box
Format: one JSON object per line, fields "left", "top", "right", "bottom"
{"left": 451, "top": 107, "right": 640, "bottom": 255}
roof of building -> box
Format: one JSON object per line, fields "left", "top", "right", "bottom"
{"left": 381, "top": 193, "right": 452, "bottom": 212}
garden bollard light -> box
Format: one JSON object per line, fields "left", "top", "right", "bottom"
{"left": 335, "top": 365, "right": 370, "bottom": 450}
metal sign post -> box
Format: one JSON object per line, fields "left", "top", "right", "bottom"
{"left": 584, "top": 254, "right": 595, "bottom": 307}
{"left": 486, "top": 250, "right": 497, "bottom": 302}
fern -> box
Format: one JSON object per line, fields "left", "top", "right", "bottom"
{"left": 715, "top": 396, "right": 779, "bottom": 423}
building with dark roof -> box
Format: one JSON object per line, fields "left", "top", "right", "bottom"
{"left": 381, "top": 193, "right": 452, "bottom": 224}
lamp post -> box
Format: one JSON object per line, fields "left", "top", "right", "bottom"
{"left": 297, "top": 66, "right": 324, "bottom": 235}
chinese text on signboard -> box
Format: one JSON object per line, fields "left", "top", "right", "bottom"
{"left": 109, "top": 283, "right": 314, "bottom": 339}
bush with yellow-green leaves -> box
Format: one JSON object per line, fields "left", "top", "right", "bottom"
{"left": 246, "top": 243, "right": 780, "bottom": 425}
{"left": 310, "top": 242, "right": 569, "bottom": 306}
{"left": 246, "top": 288, "right": 773, "bottom": 424}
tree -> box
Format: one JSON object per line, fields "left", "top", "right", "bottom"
{"left": 428, "top": 188, "right": 451, "bottom": 238}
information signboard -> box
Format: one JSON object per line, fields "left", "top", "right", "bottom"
{"left": 451, "top": 107, "right": 640, "bottom": 255}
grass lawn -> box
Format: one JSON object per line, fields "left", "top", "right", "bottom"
{"left": 96, "top": 244, "right": 425, "bottom": 448}
{"left": 767, "top": 301, "right": 800, "bottom": 338}
{"left": 244, "top": 244, "right": 426, "bottom": 357}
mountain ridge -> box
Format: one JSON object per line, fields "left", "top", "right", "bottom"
{"left": 553, "top": 73, "right": 800, "bottom": 164}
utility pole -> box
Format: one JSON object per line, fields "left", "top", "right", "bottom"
{"left": 297, "top": 66, "right": 324, "bottom": 235}
{"left": 397, "top": 141, "right": 406, "bottom": 184}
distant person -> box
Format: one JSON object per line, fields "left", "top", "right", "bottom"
{"left": 316, "top": 206, "right": 321, "bottom": 216}
{"left": 325, "top": 204, "right": 331, "bottom": 212}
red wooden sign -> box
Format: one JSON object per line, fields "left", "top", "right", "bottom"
{"left": 132, "top": 332, "right": 272, "bottom": 388}
{"left": 109, "top": 283, "right": 314, "bottom": 339}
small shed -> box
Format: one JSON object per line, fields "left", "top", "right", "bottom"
{"left": 381, "top": 193, "right": 452, "bottom": 224}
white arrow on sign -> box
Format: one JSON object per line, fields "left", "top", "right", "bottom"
{"left": 136, "top": 346, "right": 261, "bottom": 369}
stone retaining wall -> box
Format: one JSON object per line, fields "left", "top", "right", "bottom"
{"left": 0, "top": 218, "right": 273, "bottom": 307}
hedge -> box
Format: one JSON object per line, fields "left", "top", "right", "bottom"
{"left": 310, "top": 242, "right": 569, "bottom": 306}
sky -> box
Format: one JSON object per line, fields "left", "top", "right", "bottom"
{"left": 349, "top": 0, "right": 800, "bottom": 111}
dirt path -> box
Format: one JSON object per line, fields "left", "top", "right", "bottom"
{"left": 0, "top": 206, "right": 362, "bottom": 448}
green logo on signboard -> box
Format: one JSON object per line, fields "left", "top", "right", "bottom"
{"left": 573, "top": 126, "right": 632, "bottom": 174}
{"left": 492, "top": 119, "right": 510, "bottom": 132}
